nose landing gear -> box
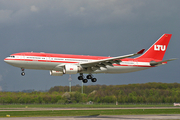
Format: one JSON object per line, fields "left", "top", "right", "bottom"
{"left": 21, "top": 68, "right": 25, "bottom": 76}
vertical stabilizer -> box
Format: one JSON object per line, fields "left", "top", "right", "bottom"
{"left": 136, "top": 34, "right": 172, "bottom": 61}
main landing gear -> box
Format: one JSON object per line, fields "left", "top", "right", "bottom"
{"left": 21, "top": 68, "right": 25, "bottom": 76}
{"left": 78, "top": 73, "right": 97, "bottom": 83}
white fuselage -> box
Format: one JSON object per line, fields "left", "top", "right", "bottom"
{"left": 4, "top": 54, "right": 151, "bottom": 74}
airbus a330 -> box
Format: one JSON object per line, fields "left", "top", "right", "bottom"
{"left": 4, "top": 34, "right": 176, "bottom": 83}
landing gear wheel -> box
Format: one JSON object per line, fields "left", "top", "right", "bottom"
{"left": 21, "top": 72, "right": 25, "bottom": 76}
{"left": 83, "top": 79, "right": 88, "bottom": 83}
{"left": 91, "top": 78, "right": 97, "bottom": 82}
{"left": 21, "top": 68, "right": 25, "bottom": 76}
{"left": 86, "top": 75, "right": 92, "bottom": 79}
{"left": 78, "top": 76, "right": 83, "bottom": 80}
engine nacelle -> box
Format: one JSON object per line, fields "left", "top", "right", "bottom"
{"left": 50, "top": 70, "right": 63, "bottom": 76}
{"left": 63, "top": 64, "right": 82, "bottom": 74}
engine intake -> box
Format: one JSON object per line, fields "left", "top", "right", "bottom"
{"left": 50, "top": 70, "right": 63, "bottom": 76}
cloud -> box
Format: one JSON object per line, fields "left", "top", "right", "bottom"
{"left": 0, "top": 0, "right": 179, "bottom": 28}
{"left": 79, "top": 7, "right": 85, "bottom": 12}
{"left": 0, "top": 10, "right": 13, "bottom": 23}
{"left": 30, "top": 5, "right": 39, "bottom": 12}
{"left": 0, "top": 1, "right": 147, "bottom": 25}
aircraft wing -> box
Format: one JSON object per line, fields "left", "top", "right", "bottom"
{"left": 80, "top": 49, "right": 145, "bottom": 68}
{"left": 150, "top": 58, "right": 178, "bottom": 66}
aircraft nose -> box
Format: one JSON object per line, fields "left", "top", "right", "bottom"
{"left": 4, "top": 58, "right": 13, "bottom": 65}
{"left": 4, "top": 58, "right": 9, "bottom": 63}
{"left": 4, "top": 57, "right": 7, "bottom": 61}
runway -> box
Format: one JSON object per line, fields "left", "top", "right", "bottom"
{"left": 0, "top": 107, "right": 180, "bottom": 111}
{"left": 1, "top": 114, "right": 180, "bottom": 120}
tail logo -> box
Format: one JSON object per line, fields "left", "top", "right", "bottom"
{"left": 154, "top": 45, "right": 166, "bottom": 51}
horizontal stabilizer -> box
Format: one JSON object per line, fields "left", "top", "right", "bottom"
{"left": 150, "top": 58, "right": 177, "bottom": 66}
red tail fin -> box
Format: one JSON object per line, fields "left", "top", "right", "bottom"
{"left": 136, "top": 34, "right": 172, "bottom": 61}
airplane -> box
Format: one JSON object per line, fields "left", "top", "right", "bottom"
{"left": 4, "top": 34, "right": 177, "bottom": 83}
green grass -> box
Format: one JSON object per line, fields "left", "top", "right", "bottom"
{"left": 0, "top": 109, "right": 180, "bottom": 117}
{"left": 0, "top": 103, "right": 174, "bottom": 108}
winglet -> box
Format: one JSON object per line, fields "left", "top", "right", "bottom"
{"left": 137, "top": 49, "right": 145, "bottom": 54}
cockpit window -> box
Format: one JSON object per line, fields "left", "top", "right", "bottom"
{"left": 10, "top": 56, "right": 15, "bottom": 58}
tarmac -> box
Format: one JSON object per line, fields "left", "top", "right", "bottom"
{"left": 0, "top": 114, "right": 180, "bottom": 120}
{"left": 0, "top": 107, "right": 180, "bottom": 111}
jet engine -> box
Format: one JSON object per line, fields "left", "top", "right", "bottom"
{"left": 50, "top": 70, "right": 63, "bottom": 76}
{"left": 63, "top": 64, "right": 82, "bottom": 74}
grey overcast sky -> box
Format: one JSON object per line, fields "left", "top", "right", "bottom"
{"left": 0, "top": 0, "right": 179, "bottom": 91}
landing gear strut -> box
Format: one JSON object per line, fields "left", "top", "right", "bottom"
{"left": 78, "top": 73, "right": 97, "bottom": 83}
{"left": 21, "top": 68, "right": 25, "bottom": 76}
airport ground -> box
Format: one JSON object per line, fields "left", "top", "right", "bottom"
{"left": 0, "top": 106, "right": 180, "bottom": 119}
{"left": 0, "top": 114, "right": 180, "bottom": 120}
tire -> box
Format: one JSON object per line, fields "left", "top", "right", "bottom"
{"left": 83, "top": 79, "right": 88, "bottom": 83}
{"left": 86, "top": 75, "right": 92, "bottom": 79}
{"left": 78, "top": 76, "right": 83, "bottom": 80}
{"left": 91, "top": 78, "right": 97, "bottom": 82}
{"left": 21, "top": 72, "right": 25, "bottom": 76}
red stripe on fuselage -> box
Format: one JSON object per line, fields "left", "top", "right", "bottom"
{"left": 10, "top": 52, "right": 157, "bottom": 62}
{"left": 6, "top": 52, "right": 156, "bottom": 67}
{"left": 4, "top": 58, "right": 78, "bottom": 64}
{"left": 11, "top": 52, "right": 110, "bottom": 60}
